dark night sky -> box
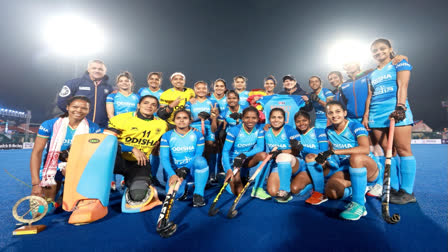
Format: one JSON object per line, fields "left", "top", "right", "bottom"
{"left": 1, "top": 0, "right": 448, "bottom": 129}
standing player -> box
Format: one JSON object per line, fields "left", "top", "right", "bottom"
{"left": 157, "top": 72, "right": 195, "bottom": 128}
{"left": 233, "top": 75, "right": 250, "bottom": 107}
{"left": 209, "top": 78, "right": 228, "bottom": 112}
{"left": 185, "top": 81, "right": 220, "bottom": 182}
{"left": 105, "top": 95, "right": 168, "bottom": 207}
{"left": 265, "top": 108, "right": 307, "bottom": 203}
{"left": 328, "top": 71, "right": 344, "bottom": 101}
{"left": 317, "top": 101, "right": 380, "bottom": 220}
{"left": 31, "top": 96, "right": 101, "bottom": 206}
{"left": 106, "top": 71, "right": 139, "bottom": 118}
{"left": 222, "top": 107, "right": 270, "bottom": 199}
{"left": 160, "top": 109, "right": 209, "bottom": 207}
{"left": 308, "top": 76, "right": 334, "bottom": 129}
{"left": 220, "top": 90, "right": 248, "bottom": 131}
{"left": 138, "top": 72, "right": 164, "bottom": 100}
{"left": 247, "top": 75, "right": 278, "bottom": 123}
{"left": 363, "top": 38, "right": 416, "bottom": 204}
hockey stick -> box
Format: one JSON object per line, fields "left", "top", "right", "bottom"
{"left": 381, "top": 118, "right": 400, "bottom": 224}
{"left": 226, "top": 149, "right": 275, "bottom": 219}
{"left": 156, "top": 168, "right": 189, "bottom": 238}
{"left": 208, "top": 167, "right": 240, "bottom": 216}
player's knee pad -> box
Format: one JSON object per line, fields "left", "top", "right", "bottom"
{"left": 276, "top": 153, "right": 295, "bottom": 165}
{"left": 194, "top": 156, "right": 208, "bottom": 168}
{"left": 129, "top": 176, "right": 151, "bottom": 202}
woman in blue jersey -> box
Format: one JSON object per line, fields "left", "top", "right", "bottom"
{"left": 265, "top": 108, "right": 306, "bottom": 203}
{"left": 220, "top": 90, "right": 248, "bottom": 131}
{"left": 209, "top": 78, "right": 228, "bottom": 112}
{"left": 138, "top": 72, "right": 164, "bottom": 100}
{"left": 222, "top": 106, "right": 270, "bottom": 200}
{"left": 232, "top": 75, "right": 250, "bottom": 107}
{"left": 308, "top": 76, "right": 334, "bottom": 129}
{"left": 185, "top": 81, "right": 220, "bottom": 183}
{"left": 30, "top": 96, "right": 101, "bottom": 203}
{"left": 316, "top": 101, "right": 380, "bottom": 220}
{"left": 291, "top": 111, "right": 333, "bottom": 205}
{"left": 362, "top": 38, "right": 416, "bottom": 205}
{"left": 328, "top": 71, "right": 344, "bottom": 101}
{"left": 160, "top": 109, "right": 209, "bottom": 207}
{"left": 106, "top": 71, "right": 139, "bottom": 119}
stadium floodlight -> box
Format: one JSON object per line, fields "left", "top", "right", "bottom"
{"left": 327, "top": 39, "right": 371, "bottom": 68}
{"left": 43, "top": 15, "right": 105, "bottom": 57}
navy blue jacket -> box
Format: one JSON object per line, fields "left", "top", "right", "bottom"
{"left": 57, "top": 72, "right": 113, "bottom": 128}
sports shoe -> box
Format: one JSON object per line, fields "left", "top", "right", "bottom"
{"left": 111, "top": 181, "right": 117, "bottom": 191}
{"left": 305, "top": 191, "right": 328, "bottom": 205}
{"left": 274, "top": 190, "right": 293, "bottom": 203}
{"left": 192, "top": 194, "right": 206, "bottom": 207}
{"left": 251, "top": 187, "right": 272, "bottom": 200}
{"left": 340, "top": 201, "right": 367, "bottom": 221}
{"left": 390, "top": 189, "right": 417, "bottom": 205}
{"left": 366, "top": 184, "right": 383, "bottom": 198}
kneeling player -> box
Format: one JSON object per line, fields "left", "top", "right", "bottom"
{"left": 265, "top": 108, "right": 308, "bottom": 203}
{"left": 105, "top": 95, "right": 168, "bottom": 212}
{"left": 222, "top": 106, "right": 269, "bottom": 199}
{"left": 316, "top": 101, "right": 380, "bottom": 221}
{"left": 160, "top": 109, "right": 209, "bottom": 207}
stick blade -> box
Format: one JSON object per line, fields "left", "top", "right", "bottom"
{"left": 157, "top": 221, "right": 177, "bottom": 238}
{"left": 208, "top": 206, "right": 220, "bottom": 216}
{"left": 227, "top": 209, "right": 238, "bottom": 219}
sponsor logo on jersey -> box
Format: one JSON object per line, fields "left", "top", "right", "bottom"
{"left": 79, "top": 86, "right": 91, "bottom": 91}
{"left": 290, "top": 134, "right": 300, "bottom": 140}
{"left": 371, "top": 74, "right": 392, "bottom": 85}
{"left": 267, "top": 143, "right": 287, "bottom": 149}
{"left": 59, "top": 86, "right": 71, "bottom": 97}
{"left": 372, "top": 85, "right": 394, "bottom": 96}
{"left": 333, "top": 143, "right": 354, "bottom": 149}
{"left": 396, "top": 62, "right": 411, "bottom": 68}
{"left": 173, "top": 156, "right": 192, "bottom": 166}
{"left": 39, "top": 126, "right": 49, "bottom": 132}
{"left": 236, "top": 142, "right": 255, "bottom": 148}
{"left": 354, "top": 127, "right": 365, "bottom": 134}
{"left": 172, "top": 146, "right": 195, "bottom": 152}
{"left": 124, "top": 137, "right": 157, "bottom": 146}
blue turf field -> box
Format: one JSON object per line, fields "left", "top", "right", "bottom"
{"left": 0, "top": 145, "right": 447, "bottom": 251}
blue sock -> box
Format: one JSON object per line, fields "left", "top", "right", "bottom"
{"left": 306, "top": 161, "right": 324, "bottom": 193}
{"left": 298, "top": 183, "right": 313, "bottom": 196}
{"left": 349, "top": 167, "right": 367, "bottom": 206}
{"left": 150, "top": 155, "right": 160, "bottom": 180}
{"left": 400, "top": 156, "right": 416, "bottom": 194}
{"left": 342, "top": 187, "right": 352, "bottom": 200}
{"left": 277, "top": 161, "right": 292, "bottom": 192}
{"left": 254, "top": 161, "right": 269, "bottom": 189}
{"left": 208, "top": 153, "right": 217, "bottom": 179}
{"left": 390, "top": 156, "right": 400, "bottom": 190}
{"left": 193, "top": 167, "right": 209, "bottom": 196}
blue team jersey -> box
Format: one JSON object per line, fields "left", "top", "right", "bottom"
{"left": 258, "top": 95, "right": 306, "bottom": 128}
{"left": 160, "top": 129, "right": 205, "bottom": 172}
{"left": 325, "top": 120, "right": 368, "bottom": 161}
{"left": 106, "top": 92, "right": 139, "bottom": 115}
{"left": 311, "top": 88, "right": 334, "bottom": 128}
{"left": 220, "top": 104, "right": 248, "bottom": 131}
{"left": 209, "top": 93, "right": 227, "bottom": 112}
{"left": 237, "top": 90, "right": 250, "bottom": 107}
{"left": 299, "top": 127, "right": 328, "bottom": 157}
{"left": 222, "top": 124, "right": 265, "bottom": 171}
{"left": 138, "top": 87, "right": 164, "bottom": 100}
{"left": 340, "top": 71, "right": 371, "bottom": 120}
{"left": 185, "top": 98, "right": 218, "bottom": 126}
{"left": 37, "top": 118, "right": 101, "bottom": 151}
{"left": 264, "top": 125, "right": 301, "bottom": 152}
{"left": 368, "top": 60, "right": 413, "bottom": 128}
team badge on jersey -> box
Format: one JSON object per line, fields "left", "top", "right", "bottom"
{"left": 59, "top": 85, "right": 71, "bottom": 97}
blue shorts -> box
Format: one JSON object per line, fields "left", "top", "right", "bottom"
{"left": 368, "top": 100, "right": 414, "bottom": 128}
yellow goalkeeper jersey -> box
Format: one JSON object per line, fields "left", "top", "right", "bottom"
{"left": 159, "top": 88, "right": 195, "bottom": 124}
{"left": 108, "top": 112, "right": 168, "bottom": 161}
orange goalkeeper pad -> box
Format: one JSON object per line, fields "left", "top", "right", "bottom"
{"left": 68, "top": 199, "right": 108, "bottom": 225}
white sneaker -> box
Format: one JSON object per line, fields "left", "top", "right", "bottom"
{"left": 367, "top": 184, "right": 383, "bottom": 197}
